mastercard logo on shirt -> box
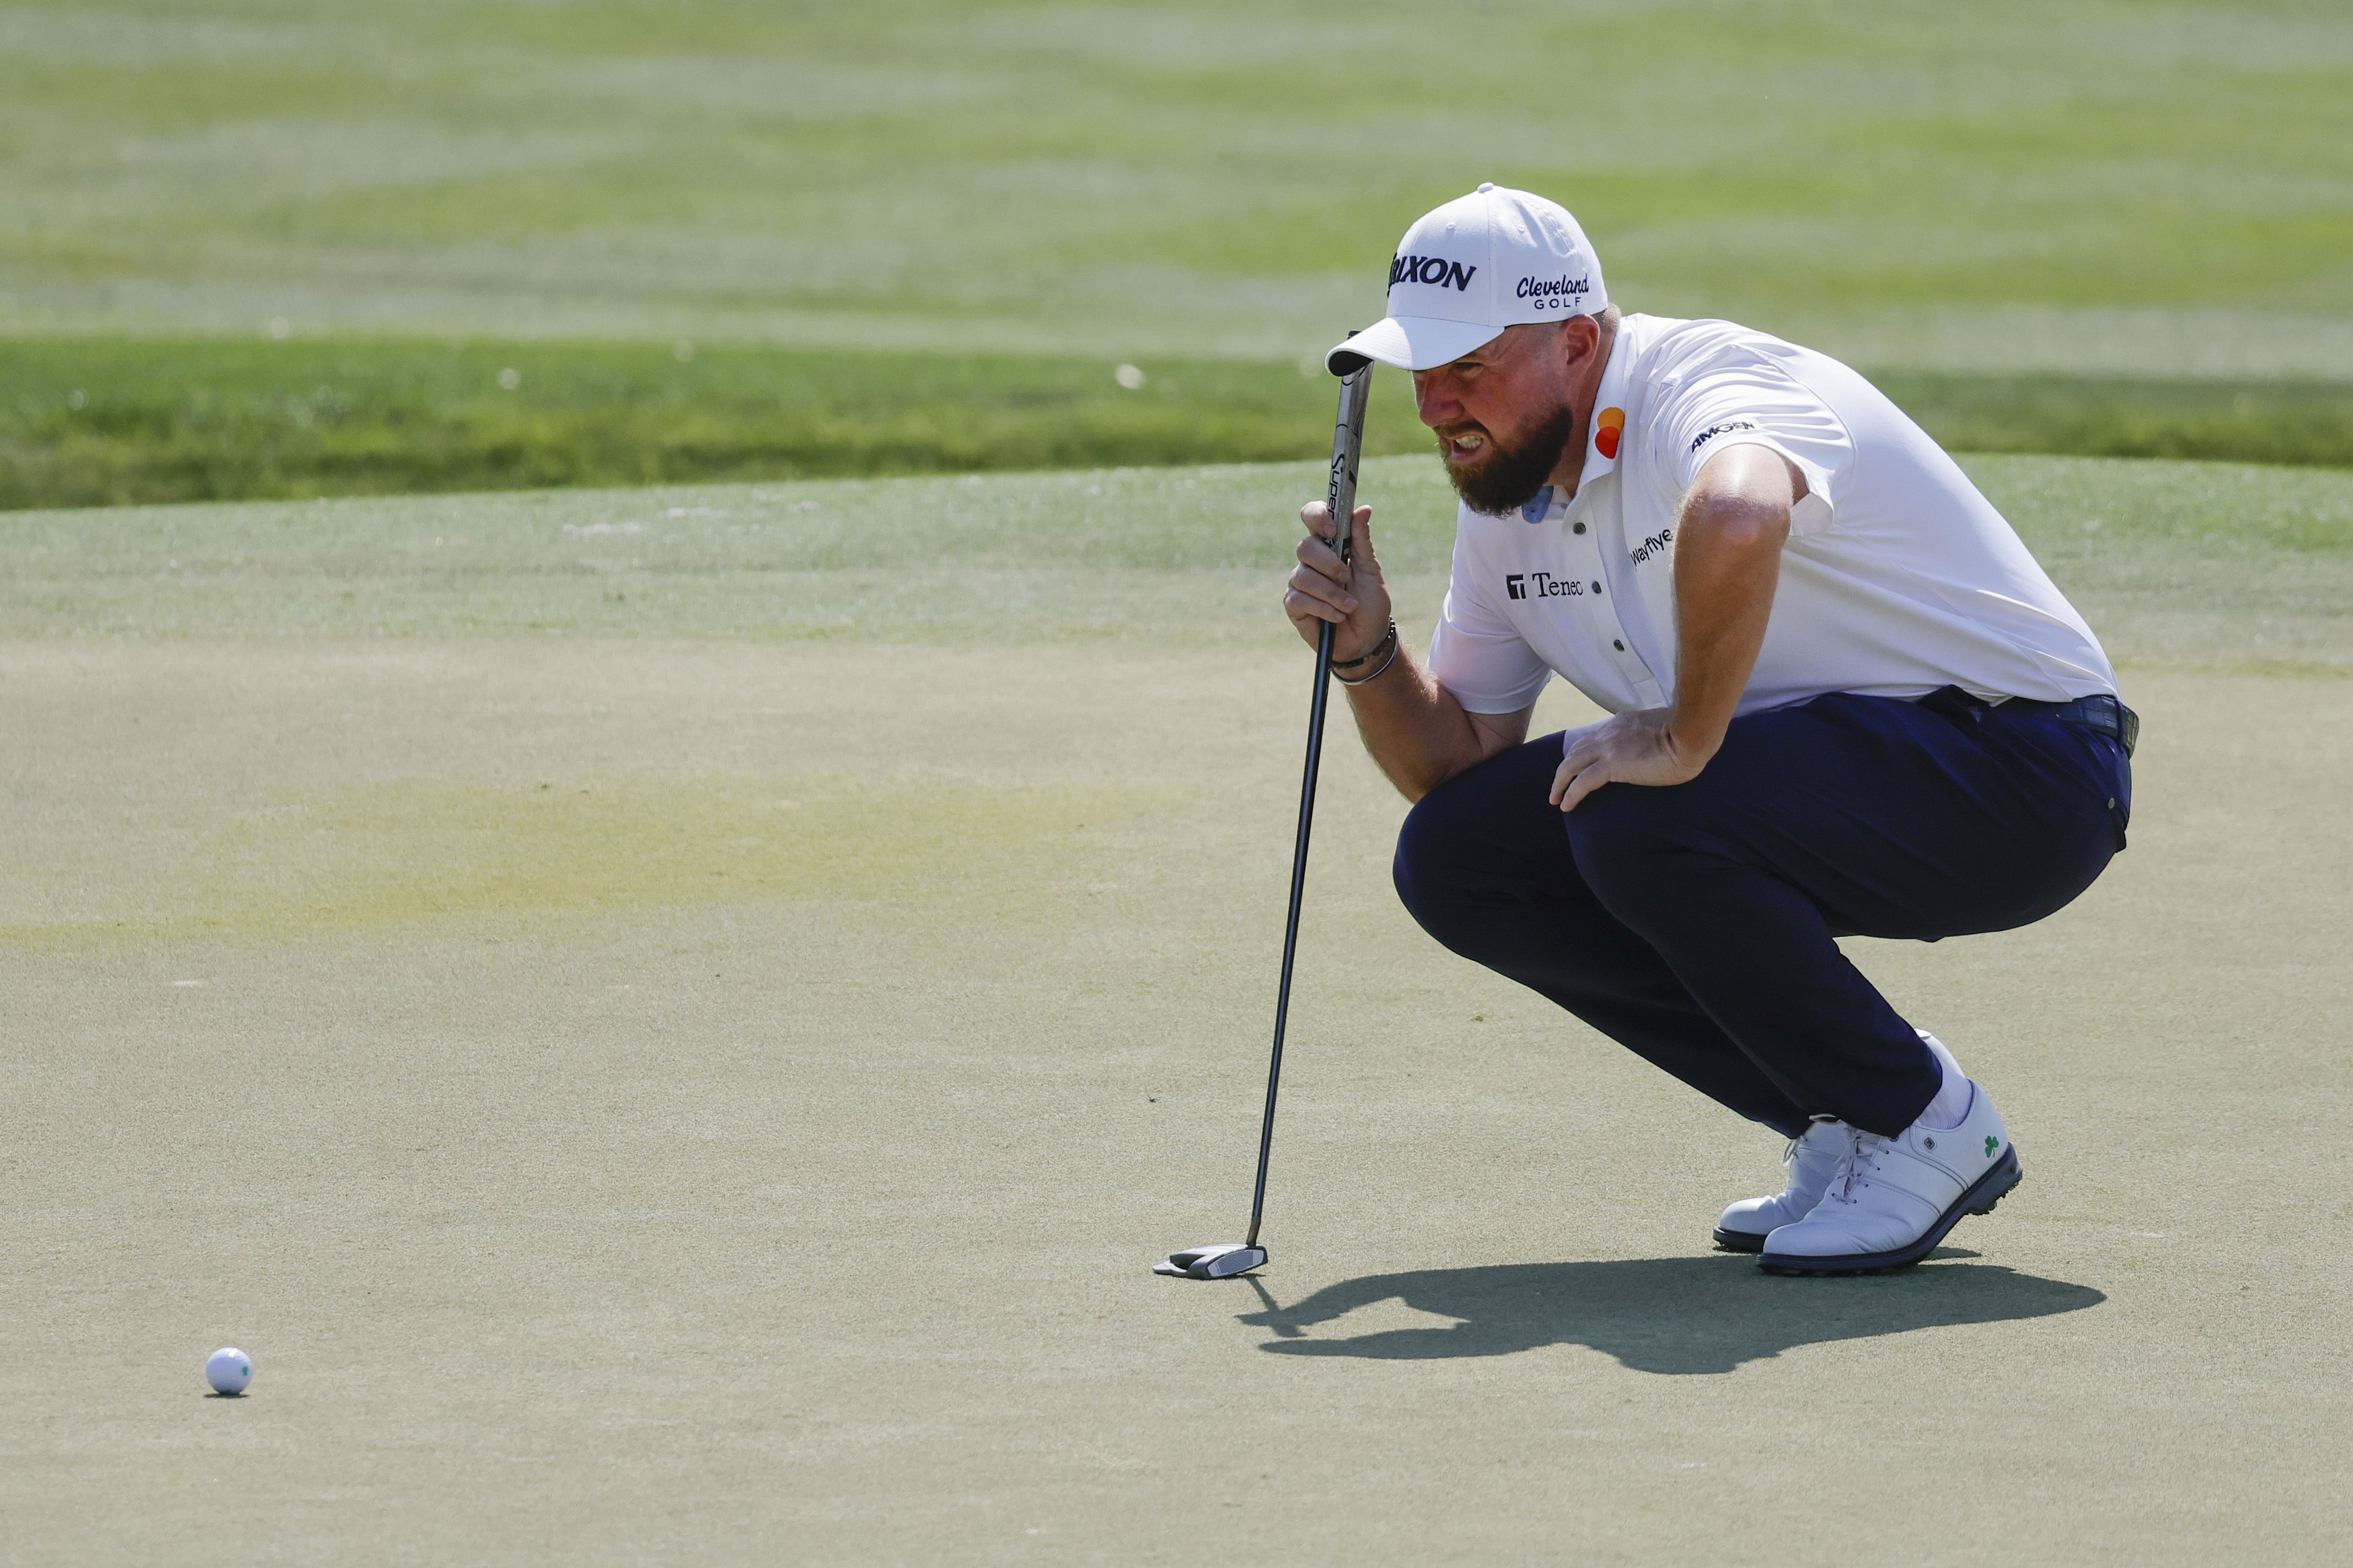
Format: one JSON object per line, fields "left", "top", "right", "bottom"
{"left": 1594, "top": 407, "right": 1626, "bottom": 460}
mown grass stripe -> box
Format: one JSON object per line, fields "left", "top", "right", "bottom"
{"left": 5, "top": 337, "right": 2350, "bottom": 513}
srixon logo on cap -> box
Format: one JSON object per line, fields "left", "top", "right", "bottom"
{"left": 1390, "top": 254, "right": 1478, "bottom": 292}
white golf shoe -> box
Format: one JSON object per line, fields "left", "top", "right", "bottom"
{"left": 1760, "top": 1080, "right": 2022, "bottom": 1275}
{"left": 1712, "top": 1119, "right": 1849, "bottom": 1252}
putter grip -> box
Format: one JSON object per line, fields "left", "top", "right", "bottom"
{"left": 1325, "top": 363, "right": 1373, "bottom": 565}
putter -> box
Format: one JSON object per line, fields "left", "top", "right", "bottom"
{"left": 1158, "top": 344, "right": 1375, "bottom": 1282}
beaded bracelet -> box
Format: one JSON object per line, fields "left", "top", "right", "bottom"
{"left": 1333, "top": 622, "right": 1402, "bottom": 685}
{"left": 1331, "top": 620, "right": 1396, "bottom": 670}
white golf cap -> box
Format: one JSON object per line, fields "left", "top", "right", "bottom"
{"left": 1326, "top": 184, "right": 1608, "bottom": 374}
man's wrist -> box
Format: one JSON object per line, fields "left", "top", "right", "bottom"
{"left": 1332, "top": 621, "right": 1397, "bottom": 671}
{"left": 1665, "top": 708, "right": 1727, "bottom": 766}
{"left": 1334, "top": 623, "right": 1403, "bottom": 686}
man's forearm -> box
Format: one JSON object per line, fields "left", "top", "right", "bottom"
{"left": 1666, "top": 456, "right": 1792, "bottom": 761}
{"left": 1339, "top": 644, "right": 1491, "bottom": 802}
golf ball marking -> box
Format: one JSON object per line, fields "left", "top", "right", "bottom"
{"left": 205, "top": 1347, "right": 253, "bottom": 1395}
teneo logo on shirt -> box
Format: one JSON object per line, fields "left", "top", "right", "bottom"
{"left": 1689, "top": 419, "right": 1758, "bottom": 455}
{"left": 1515, "top": 273, "right": 1592, "bottom": 311}
{"left": 1505, "top": 572, "right": 1584, "bottom": 602}
{"left": 1390, "top": 254, "right": 1478, "bottom": 292}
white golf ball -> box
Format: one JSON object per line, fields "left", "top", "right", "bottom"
{"left": 205, "top": 1347, "right": 252, "bottom": 1396}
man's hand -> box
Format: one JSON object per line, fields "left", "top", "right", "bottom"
{"left": 1550, "top": 708, "right": 1711, "bottom": 811}
{"left": 1281, "top": 495, "right": 1529, "bottom": 803}
{"left": 1550, "top": 444, "right": 1797, "bottom": 812}
{"left": 1287, "top": 501, "right": 1392, "bottom": 662}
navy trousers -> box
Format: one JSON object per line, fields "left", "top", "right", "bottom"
{"left": 1391, "top": 691, "right": 2131, "bottom": 1137}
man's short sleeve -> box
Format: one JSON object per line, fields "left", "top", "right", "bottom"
{"left": 1425, "top": 523, "right": 1552, "bottom": 714}
{"left": 1652, "top": 353, "right": 1853, "bottom": 536}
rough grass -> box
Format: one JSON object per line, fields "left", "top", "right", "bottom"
{"left": 6, "top": 336, "right": 2350, "bottom": 512}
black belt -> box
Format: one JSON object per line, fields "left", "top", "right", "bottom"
{"left": 1994, "top": 692, "right": 2138, "bottom": 757}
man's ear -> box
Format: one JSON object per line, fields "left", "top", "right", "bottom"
{"left": 1559, "top": 314, "right": 1601, "bottom": 371}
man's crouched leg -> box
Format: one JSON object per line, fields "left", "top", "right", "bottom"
{"left": 1391, "top": 736, "right": 1812, "bottom": 1136}
{"left": 1392, "top": 695, "right": 2126, "bottom": 1269}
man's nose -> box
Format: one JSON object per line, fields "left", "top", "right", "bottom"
{"left": 1412, "top": 370, "right": 1460, "bottom": 429}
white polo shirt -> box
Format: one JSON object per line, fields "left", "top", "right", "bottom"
{"left": 1423, "top": 313, "right": 2118, "bottom": 717}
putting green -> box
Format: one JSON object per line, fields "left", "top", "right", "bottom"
{"left": 3, "top": 454, "right": 2349, "bottom": 1561}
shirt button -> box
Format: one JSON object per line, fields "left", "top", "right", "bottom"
{"left": 1613, "top": 639, "right": 1626, "bottom": 652}
{"left": 1591, "top": 581, "right": 1603, "bottom": 593}
{"left": 1572, "top": 521, "right": 1586, "bottom": 534}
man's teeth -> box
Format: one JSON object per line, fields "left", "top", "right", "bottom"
{"left": 1453, "top": 434, "right": 1485, "bottom": 454}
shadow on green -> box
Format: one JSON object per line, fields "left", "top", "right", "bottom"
{"left": 1238, "top": 1255, "right": 2104, "bottom": 1374}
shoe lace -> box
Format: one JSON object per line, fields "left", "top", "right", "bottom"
{"left": 1824, "top": 1126, "right": 1892, "bottom": 1204}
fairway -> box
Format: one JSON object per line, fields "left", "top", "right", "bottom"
{"left": 8, "top": 1, "right": 2351, "bottom": 374}
{"left": 5, "top": 454, "right": 2350, "bottom": 1561}
{"left": 6, "top": 1, "right": 2353, "bottom": 511}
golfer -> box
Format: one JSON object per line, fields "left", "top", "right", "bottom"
{"left": 1288, "top": 184, "right": 2134, "bottom": 1274}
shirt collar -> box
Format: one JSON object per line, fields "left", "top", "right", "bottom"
{"left": 1510, "top": 322, "right": 1633, "bottom": 522}
{"left": 1571, "top": 320, "right": 1635, "bottom": 492}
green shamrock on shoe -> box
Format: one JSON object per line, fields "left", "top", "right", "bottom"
{"left": 1984, "top": 1135, "right": 1999, "bottom": 1157}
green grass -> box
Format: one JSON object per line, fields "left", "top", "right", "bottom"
{"left": 0, "top": 336, "right": 1405, "bottom": 509}
{"left": 4, "top": 2, "right": 2350, "bottom": 509}
{"left": 4, "top": 1, "right": 2351, "bottom": 377}
{"left": 5, "top": 451, "right": 2347, "bottom": 675}
{"left": 4, "top": 775, "right": 1154, "bottom": 946}
{"left": 7, "top": 335, "right": 2350, "bottom": 513}
{"left": 1868, "top": 371, "right": 2353, "bottom": 471}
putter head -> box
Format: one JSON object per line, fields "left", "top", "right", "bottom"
{"left": 1154, "top": 1243, "right": 1268, "bottom": 1280}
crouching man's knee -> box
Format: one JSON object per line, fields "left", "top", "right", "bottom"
{"left": 1388, "top": 736, "right": 1589, "bottom": 953}
{"left": 1559, "top": 785, "right": 1704, "bottom": 920}
{"left": 1391, "top": 789, "right": 1465, "bottom": 939}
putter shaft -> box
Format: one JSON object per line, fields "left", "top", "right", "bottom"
{"left": 1245, "top": 362, "right": 1373, "bottom": 1249}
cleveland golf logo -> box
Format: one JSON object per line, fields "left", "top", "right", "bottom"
{"left": 1516, "top": 273, "right": 1592, "bottom": 311}
{"left": 1594, "top": 407, "right": 1626, "bottom": 460}
{"left": 1390, "top": 254, "right": 1478, "bottom": 291}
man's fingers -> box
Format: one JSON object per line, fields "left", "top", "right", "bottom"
{"left": 1552, "top": 723, "right": 1615, "bottom": 809}
{"left": 1293, "top": 500, "right": 1380, "bottom": 647}
{"left": 1294, "top": 533, "right": 1350, "bottom": 584}
{"left": 1554, "top": 757, "right": 1610, "bottom": 812}
{"left": 1285, "top": 583, "right": 1348, "bottom": 626}
{"left": 1301, "top": 502, "right": 1373, "bottom": 550}
{"left": 1286, "top": 565, "right": 1357, "bottom": 618}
